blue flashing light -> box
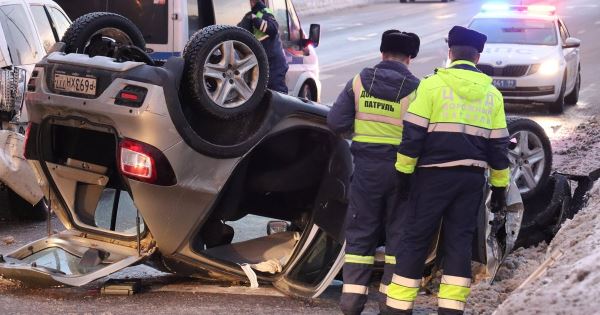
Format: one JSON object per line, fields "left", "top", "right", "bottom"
{"left": 481, "top": 2, "right": 510, "bottom": 12}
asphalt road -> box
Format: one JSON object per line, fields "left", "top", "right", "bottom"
{"left": 1, "top": 0, "right": 600, "bottom": 314}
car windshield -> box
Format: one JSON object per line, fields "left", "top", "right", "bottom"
{"left": 469, "top": 18, "right": 557, "bottom": 45}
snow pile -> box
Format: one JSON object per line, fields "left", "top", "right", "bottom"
{"left": 494, "top": 182, "right": 600, "bottom": 314}
{"left": 553, "top": 116, "right": 600, "bottom": 175}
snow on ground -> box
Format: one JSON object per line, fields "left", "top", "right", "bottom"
{"left": 495, "top": 182, "right": 600, "bottom": 314}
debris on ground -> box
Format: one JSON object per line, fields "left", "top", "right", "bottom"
{"left": 1, "top": 236, "right": 15, "bottom": 245}
{"left": 495, "top": 182, "right": 600, "bottom": 314}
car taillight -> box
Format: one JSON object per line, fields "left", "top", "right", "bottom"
{"left": 23, "top": 122, "right": 32, "bottom": 159}
{"left": 115, "top": 85, "right": 147, "bottom": 107}
{"left": 118, "top": 138, "right": 176, "bottom": 186}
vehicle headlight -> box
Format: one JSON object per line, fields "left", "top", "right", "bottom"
{"left": 538, "top": 59, "right": 560, "bottom": 76}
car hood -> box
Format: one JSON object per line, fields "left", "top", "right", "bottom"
{"left": 480, "top": 43, "right": 558, "bottom": 65}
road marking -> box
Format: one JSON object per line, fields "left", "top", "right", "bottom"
{"left": 321, "top": 32, "right": 445, "bottom": 73}
{"left": 347, "top": 33, "right": 378, "bottom": 42}
{"left": 413, "top": 56, "right": 439, "bottom": 65}
{"left": 577, "top": 29, "right": 586, "bottom": 35}
{"left": 436, "top": 13, "right": 456, "bottom": 19}
{"left": 320, "top": 74, "right": 334, "bottom": 81}
{"left": 151, "top": 283, "right": 287, "bottom": 297}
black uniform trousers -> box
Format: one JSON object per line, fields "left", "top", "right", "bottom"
{"left": 340, "top": 155, "right": 406, "bottom": 315}
{"left": 387, "top": 166, "right": 485, "bottom": 315}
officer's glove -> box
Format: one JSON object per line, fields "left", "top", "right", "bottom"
{"left": 490, "top": 186, "right": 507, "bottom": 213}
{"left": 396, "top": 172, "right": 412, "bottom": 202}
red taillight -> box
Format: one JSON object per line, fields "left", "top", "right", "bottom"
{"left": 23, "top": 122, "right": 32, "bottom": 158}
{"left": 119, "top": 139, "right": 156, "bottom": 182}
{"left": 119, "top": 91, "right": 139, "bottom": 102}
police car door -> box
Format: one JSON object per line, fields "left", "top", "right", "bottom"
{"left": 557, "top": 19, "right": 578, "bottom": 92}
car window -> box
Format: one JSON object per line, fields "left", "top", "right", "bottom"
{"left": 469, "top": 18, "right": 557, "bottom": 46}
{"left": 270, "top": 0, "right": 289, "bottom": 41}
{"left": 286, "top": 0, "right": 301, "bottom": 43}
{"left": 48, "top": 7, "right": 71, "bottom": 39}
{"left": 0, "top": 4, "right": 39, "bottom": 65}
{"left": 30, "top": 5, "right": 55, "bottom": 52}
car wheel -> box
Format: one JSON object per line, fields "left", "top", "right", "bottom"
{"left": 183, "top": 25, "right": 269, "bottom": 120}
{"left": 299, "top": 82, "right": 315, "bottom": 101}
{"left": 548, "top": 73, "right": 566, "bottom": 114}
{"left": 61, "top": 12, "right": 146, "bottom": 56}
{"left": 400, "top": 0, "right": 407, "bottom": 3}
{"left": 506, "top": 117, "right": 552, "bottom": 201}
{"left": 564, "top": 67, "right": 581, "bottom": 105}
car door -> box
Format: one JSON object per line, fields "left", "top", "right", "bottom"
{"left": 558, "top": 19, "right": 578, "bottom": 91}
{"left": 271, "top": 139, "right": 351, "bottom": 298}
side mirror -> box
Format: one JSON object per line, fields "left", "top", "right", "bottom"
{"left": 0, "top": 66, "right": 27, "bottom": 116}
{"left": 306, "top": 24, "right": 321, "bottom": 48}
{"left": 563, "top": 37, "right": 580, "bottom": 49}
{"left": 444, "top": 37, "right": 448, "bottom": 44}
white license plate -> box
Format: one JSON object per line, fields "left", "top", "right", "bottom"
{"left": 54, "top": 74, "right": 97, "bottom": 96}
{"left": 493, "top": 79, "right": 516, "bottom": 89}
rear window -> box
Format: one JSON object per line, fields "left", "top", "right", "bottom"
{"left": 55, "top": 0, "right": 169, "bottom": 44}
{"left": 469, "top": 18, "right": 557, "bottom": 46}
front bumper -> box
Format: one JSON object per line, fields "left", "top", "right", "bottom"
{"left": 496, "top": 67, "right": 564, "bottom": 103}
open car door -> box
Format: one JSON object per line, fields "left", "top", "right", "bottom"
{"left": 271, "top": 140, "right": 350, "bottom": 298}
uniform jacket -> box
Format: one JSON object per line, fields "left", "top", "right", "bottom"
{"left": 327, "top": 60, "right": 420, "bottom": 161}
{"left": 238, "top": 2, "right": 288, "bottom": 74}
{"left": 396, "top": 60, "right": 510, "bottom": 187}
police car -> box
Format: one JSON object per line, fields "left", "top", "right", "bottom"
{"left": 469, "top": 4, "right": 581, "bottom": 113}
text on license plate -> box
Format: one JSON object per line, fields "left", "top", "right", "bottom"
{"left": 54, "top": 74, "right": 97, "bottom": 96}
{"left": 492, "top": 79, "right": 516, "bottom": 89}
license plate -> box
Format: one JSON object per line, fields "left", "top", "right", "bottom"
{"left": 54, "top": 74, "right": 97, "bottom": 96}
{"left": 493, "top": 79, "right": 516, "bottom": 89}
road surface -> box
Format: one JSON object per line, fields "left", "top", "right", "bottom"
{"left": 1, "top": 0, "right": 600, "bottom": 313}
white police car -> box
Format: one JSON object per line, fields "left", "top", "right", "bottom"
{"left": 469, "top": 4, "right": 581, "bottom": 113}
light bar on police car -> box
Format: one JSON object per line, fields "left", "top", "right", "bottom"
{"left": 481, "top": 3, "right": 556, "bottom": 15}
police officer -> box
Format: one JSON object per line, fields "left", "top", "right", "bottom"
{"left": 238, "top": 0, "right": 289, "bottom": 93}
{"left": 328, "top": 30, "right": 421, "bottom": 315}
{"left": 385, "top": 26, "right": 509, "bottom": 315}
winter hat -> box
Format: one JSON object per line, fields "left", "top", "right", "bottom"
{"left": 380, "top": 29, "right": 420, "bottom": 58}
{"left": 447, "top": 26, "right": 487, "bottom": 53}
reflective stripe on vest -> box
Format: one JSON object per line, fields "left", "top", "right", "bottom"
{"left": 253, "top": 8, "right": 273, "bottom": 41}
{"left": 351, "top": 74, "right": 409, "bottom": 145}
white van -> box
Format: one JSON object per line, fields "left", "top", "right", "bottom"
{"left": 56, "top": 0, "right": 322, "bottom": 101}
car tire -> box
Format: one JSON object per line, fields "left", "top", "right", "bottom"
{"left": 548, "top": 73, "right": 566, "bottom": 114}
{"left": 564, "top": 67, "right": 581, "bottom": 105}
{"left": 183, "top": 25, "right": 269, "bottom": 120}
{"left": 61, "top": 12, "right": 146, "bottom": 56}
{"left": 400, "top": 0, "right": 407, "bottom": 3}
{"left": 3, "top": 189, "right": 46, "bottom": 221}
{"left": 506, "top": 117, "right": 552, "bottom": 201}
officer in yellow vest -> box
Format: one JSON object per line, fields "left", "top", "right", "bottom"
{"left": 385, "top": 26, "right": 509, "bottom": 315}
{"left": 238, "top": 0, "right": 289, "bottom": 93}
{"left": 327, "top": 30, "right": 421, "bottom": 315}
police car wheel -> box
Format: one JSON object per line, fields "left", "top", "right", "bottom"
{"left": 61, "top": 12, "right": 146, "bottom": 56}
{"left": 548, "top": 73, "right": 566, "bottom": 114}
{"left": 183, "top": 25, "right": 269, "bottom": 120}
{"left": 507, "top": 117, "right": 552, "bottom": 201}
{"left": 565, "top": 68, "right": 581, "bottom": 105}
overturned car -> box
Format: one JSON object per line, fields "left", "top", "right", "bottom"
{"left": 0, "top": 14, "right": 575, "bottom": 297}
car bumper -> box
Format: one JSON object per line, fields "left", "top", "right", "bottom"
{"left": 495, "top": 69, "right": 564, "bottom": 103}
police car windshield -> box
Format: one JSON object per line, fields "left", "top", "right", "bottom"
{"left": 469, "top": 18, "right": 557, "bottom": 46}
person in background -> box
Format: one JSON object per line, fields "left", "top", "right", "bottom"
{"left": 239, "top": 0, "right": 289, "bottom": 93}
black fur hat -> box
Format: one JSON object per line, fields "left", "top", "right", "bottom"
{"left": 380, "top": 30, "right": 420, "bottom": 58}
{"left": 447, "top": 26, "right": 487, "bottom": 53}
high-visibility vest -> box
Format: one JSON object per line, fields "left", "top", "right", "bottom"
{"left": 351, "top": 74, "right": 411, "bottom": 145}
{"left": 253, "top": 8, "right": 274, "bottom": 41}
